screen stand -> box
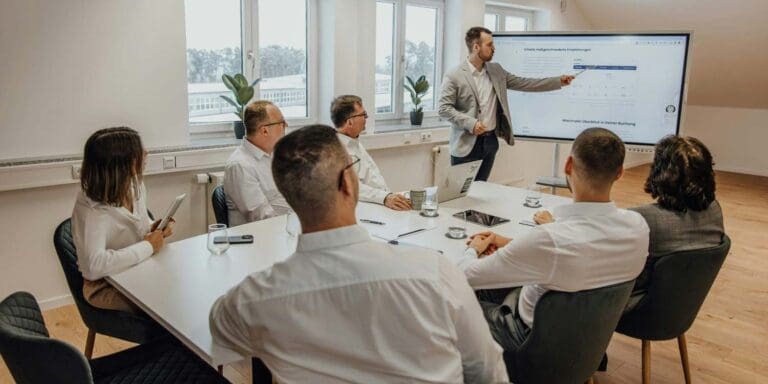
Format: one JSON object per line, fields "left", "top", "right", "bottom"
{"left": 535, "top": 143, "right": 568, "bottom": 194}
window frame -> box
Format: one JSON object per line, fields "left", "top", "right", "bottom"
{"left": 484, "top": 5, "right": 534, "bottom": 32}
{"left": 374, "top": 0, "right": 445, "bottom": 128}
{"left": 187, "top": 0, "right": 318, "bottom": 138}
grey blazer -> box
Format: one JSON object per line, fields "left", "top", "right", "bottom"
{"left": 438, "top": 60, "right": 561, "bottom": 157}
{"left": 629, "top": 200, "right": 725, "bottom": 293}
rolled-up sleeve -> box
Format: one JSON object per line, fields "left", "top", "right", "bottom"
{"left": 459, "top": 228, "right": 558, "bottom": 290}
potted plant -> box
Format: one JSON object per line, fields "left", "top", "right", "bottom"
{"left": 220, "top": 73, "right": 261, "bottom": 139}
{"left": 404, "top": 75, "right": 430, "bottom": 126}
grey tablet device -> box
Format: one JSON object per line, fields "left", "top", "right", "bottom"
{"left": 157, "top": 193, "right": 186, "bottom": 231}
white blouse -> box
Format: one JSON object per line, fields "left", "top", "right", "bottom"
{"left": 71, "top": 184, "right": 154, "bottom": 281}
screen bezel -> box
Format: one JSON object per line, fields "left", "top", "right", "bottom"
{"left": 492, "top": 31, "right": 692, "bottom": 146}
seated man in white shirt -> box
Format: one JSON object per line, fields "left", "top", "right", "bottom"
{"left": 224, "top": 100, "right": 291, "bottom": 226}
{"left": 209, "top": 124, "right": 507, "bottom": 383}
{"left": 330, "top": 95, "right": 412, "bottom": 210}
{"left": 458, "top": 127, "right": 649, "bottom": 364}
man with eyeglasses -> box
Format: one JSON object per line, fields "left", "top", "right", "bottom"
{"left": 223, "top": 100, "right": 291, "bottom": 225}
{"left": 331, "top": 95, "right": 412, "bottom": 211}
{"left": 210, "top": 125, "right": 507, "bottom": 383}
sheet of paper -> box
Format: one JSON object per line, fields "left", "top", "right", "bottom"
{"left": 366, "top": 214, "right": 436, "bottom": 242}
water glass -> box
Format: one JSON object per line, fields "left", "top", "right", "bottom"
{"left": 447, "top": 210, "right": 468, "bottom": 239}
{"left": 207, "top": 224, "right": 230, "bottom": 255}
{"left": 524, "top": 184, "right": 543, "bottom": 208}
{"left": 421, "top": 187, "right": 439, "bottom": 217}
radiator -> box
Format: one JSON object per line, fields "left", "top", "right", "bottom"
{"left": 432, "top": 144, "right": 451, "bottom": 187}
{"left": 195, "top": 171, "right": 225, "bottom": 227}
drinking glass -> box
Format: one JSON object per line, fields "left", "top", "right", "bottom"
{"left": 421, "top": 187, "right": 439, "bottom": 217}
{"left": 524, "top": 184, "right": 543, "bottom": 208}
{"left": 447, "top": 210, "right": 468, "bottom": 239}
{"left": 207, "top": 224, "right": 230, "bottom": 255}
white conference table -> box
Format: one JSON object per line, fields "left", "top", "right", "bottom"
{"left": 107, "top": 182, "right": 570, "bottom": 367}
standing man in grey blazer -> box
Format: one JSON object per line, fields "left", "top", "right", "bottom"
{"left": 439, "top": 27, "right": 575, "bottom": 181}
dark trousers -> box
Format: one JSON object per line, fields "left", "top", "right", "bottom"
{"left": 476, "top": 287, "right": 530, "bottom": 352}
{"left": 451, "top": 133, "right": 499, "bottom": 182}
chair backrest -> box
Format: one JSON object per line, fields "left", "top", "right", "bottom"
{"left": 211, "top": 185, "right": 229, "bottom": 226}
{"left": 617, "top": 235, "right": 731, "bottom": 340}
{"left": 505, "top": 280, "right": 635, "bottom": 384}
{"left": 0, "top": 292, "right": 93, "bottom": 384}
{"left": 53, "top": 219, "right": 89, "bottom": 310}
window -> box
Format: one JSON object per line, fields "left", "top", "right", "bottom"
{"left": 484, "top": 6, "right": 534, "bottom": 32}
{"left": 375, "top": 2, "right": 395, "bottom": 114}
{"left": 375, "top": 0, "right": 444, "bottom": 129}
{"left": 484, "top": 14, "right": 498, "bottom": 31}
{"left": 184, "top": 0, "right": 313, "bottom": 132}
{"left": 185, "top": 0, "right": 243, "bottom": 125}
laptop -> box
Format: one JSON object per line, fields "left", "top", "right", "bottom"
{"left": 436, "top": 160, "right": 482, "bottom": 203}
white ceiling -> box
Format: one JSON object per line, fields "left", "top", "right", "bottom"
{"left": 573, "top": 0, "right": 768, "bottom": 109}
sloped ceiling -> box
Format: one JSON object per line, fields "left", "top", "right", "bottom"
{"left": 572, "top": 0, "right": 768, "bottom": 109}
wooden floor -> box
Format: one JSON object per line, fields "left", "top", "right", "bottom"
{"left": 1, "top": 164, "right": 766, "bottom": 384}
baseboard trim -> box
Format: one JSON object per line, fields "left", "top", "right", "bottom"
{"left": 624, "top": 159, "right": 651, "bottom": 169}
{"left": 39, "top": 294, "right": 73, "bottom": 310}
{"left": 714, "top": 165, "right": 768, "bottom": 178}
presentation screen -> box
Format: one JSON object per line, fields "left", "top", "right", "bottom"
{"left": 493, "top": 33, "right": 690, "bottom": 146}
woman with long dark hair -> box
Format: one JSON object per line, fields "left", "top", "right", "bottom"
{"left": 72, "top": 127, "right": 173, "bottom": 313}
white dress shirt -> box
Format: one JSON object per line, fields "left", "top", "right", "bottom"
{"left": 456, "top": 202, "right": 649, "bottom": 327}
{"left": 71, "top": 184, "right": 154, "bottom": 281}
{"left": 224, "top": 139, "right": 290, "bottom": 226}
{"left": 210, "top": 224, "right": 507, "bottom": 384}
{"left": 468, "top": 59, "right": 498, "bottom": 132}
{"left": 337, "top": 133, "right": 391, "bottom": 204}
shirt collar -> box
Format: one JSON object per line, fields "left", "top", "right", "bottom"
{"left": 552, "top": 202, "right": 618, "bottom": 220}
{"left": 241, "top": 138, "right": 269, "bottom": 160}
{"left": 467, "top": 58, "right": 485, "bottom": 76}
{"left": 296, "top": 224, "right": 371, "bottom": 253}
{"left": 337, "top": 132, "right": 358, "bottom": 148}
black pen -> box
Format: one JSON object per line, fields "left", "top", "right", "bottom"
{"left": 398, "top": 228, "right": 427, "bottom": 238}
{"left": 360, "top": 219, "right": 386, "bottom": 225}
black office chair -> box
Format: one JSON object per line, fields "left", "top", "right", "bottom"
{"left": 211, "top": 185, "right": 229, "bottom": 226}
{"left": 616, "top": 235, "right": 731, "bottom": 384}
{"left": 53, "top": 219, "right": 167, "bottom": 358}
{"left": 503, "top": 280, "right": 635, "bottom": 384}
{"left": 0, "top": 291, "right": 229, "bottom": 384}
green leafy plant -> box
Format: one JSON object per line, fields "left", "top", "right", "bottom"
{"left": 404, "top": 75, "right": 430, "bottom": 113}
{"left": 220, "top": 74, "right": 261, "bottom": 121}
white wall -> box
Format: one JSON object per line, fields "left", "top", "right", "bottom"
{"left": 0, "top": 0, "right": 190, "bottom": 161}
{"left": 682, "top": 106, "right": 768, "bottom": 177}
{"left": 0, "top": 169, "right": 216, "bottom": 308}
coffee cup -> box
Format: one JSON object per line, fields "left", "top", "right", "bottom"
{"left": 409, "top": 189, "right": 426, "bottom": 210}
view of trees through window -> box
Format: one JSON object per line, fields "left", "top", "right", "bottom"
{"left": 185, "top": 0, "right": 308, "bottom": 125}
{"left": 375, "top": 1, "right": 440, "bottom": 118}
{"left": 187, "top": 46, "right": 306, "bottom": 84}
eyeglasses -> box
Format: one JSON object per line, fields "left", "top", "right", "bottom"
{"left": 260, "top": 120, "right": 288, "bottom": 129}
{"left": 338, "top": 155, "right": 361, "bottom": 189}
{"left": 347, "top": 112, "right": 368, "bottom": 121}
